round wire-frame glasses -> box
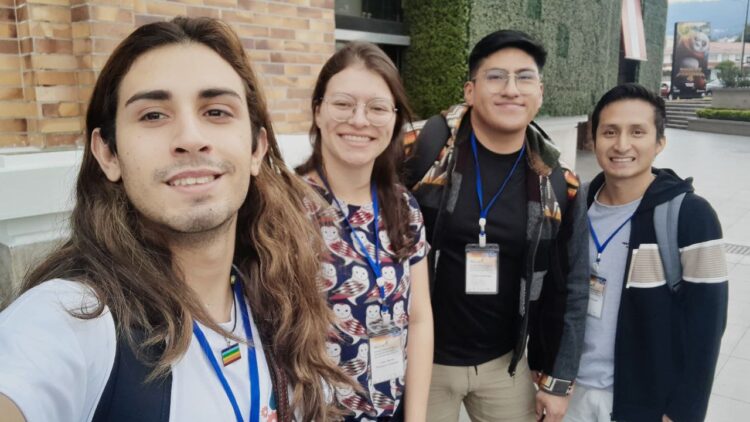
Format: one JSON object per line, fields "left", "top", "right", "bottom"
{"left": 321, "top": 93, "right": 397, "bottom": 127}
{"left": 472, "top": 68, "right": 541, "bottom": 94}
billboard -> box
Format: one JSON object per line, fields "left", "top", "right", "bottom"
{"left": 670, "top": 22, "right": 711, "bottom": 99}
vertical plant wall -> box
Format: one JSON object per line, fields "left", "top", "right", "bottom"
{"left": 402, "top": 0, "right": 471, "bottom": 119}
{"left": 637, "top": 0, "right": 669, "bottom": 91}
{"left": 403, "top": 0, "right": 668, "bottom": 118}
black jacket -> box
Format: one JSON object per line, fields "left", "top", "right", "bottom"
{"left": 405, "top": 104, "right": 589, "bottom": 387}
{"left": 587, "top": 168, "right": 728, "bottom": 422}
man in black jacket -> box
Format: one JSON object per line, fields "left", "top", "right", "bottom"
{"left": 566, "top": 83, "right": 728, "bottom": 422}
{"left": 405, "top": 30, "right": 589, "bottom": 422}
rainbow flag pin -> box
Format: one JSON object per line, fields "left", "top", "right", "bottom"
{"left": 221, "top": 343, "right": 241, "bottom": 366}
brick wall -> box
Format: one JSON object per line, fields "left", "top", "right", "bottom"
{"left": 0, "top": 0, "right": 334, "bottom": 150}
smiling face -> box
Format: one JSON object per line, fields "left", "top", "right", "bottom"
{"left": 91, "top": 43, "right": 267, "bottom": 237}
{"left": 464, "top": 47, "right": 543, "bottom": 139}
{"left": 594, "top": 99, "right": 665, "bottom": 184}
{"left": 314, "top": 63, "right": 395, "bottom": 175}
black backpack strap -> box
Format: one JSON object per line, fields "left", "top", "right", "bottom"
{"left": 403, "top": 114, "right": 451, "bottom": 189}
{"left": 92, "top": 331, "right": 172, "bottom": 422}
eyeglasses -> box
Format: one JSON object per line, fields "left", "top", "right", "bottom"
{"left": 471, "top": 69, "right": 541, "bottom": 94}
{"left": 321, "top": 93, "right": 397, "bottom": 127}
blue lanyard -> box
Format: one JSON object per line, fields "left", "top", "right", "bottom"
{"left": 470, "top": 132, "right": 526, "bottom": 246}
{"left": 316, "top": 169, "right": 386, "bottom": 305}
{"left": 192, "top": 273, "right": 260, "bottom": 422}
{"left": 588, "top": 215, "right": 633, "bottom": 265}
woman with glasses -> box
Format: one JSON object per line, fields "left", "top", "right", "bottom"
{"left": 296, "top": 42, "right": 433, "bottom": 421}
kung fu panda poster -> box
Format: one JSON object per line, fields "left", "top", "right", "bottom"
{"left": 670, "top": 22, "right": 711, "bottom": 99}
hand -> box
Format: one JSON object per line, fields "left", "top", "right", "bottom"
{"left": 535, "top": 390, "right": 570, "bottom": 422}
{"left": 662, "top": 415, "right": 673, "bottom": 422}
{"left": 530, "top": 370, "right": 542, "bottom": 383}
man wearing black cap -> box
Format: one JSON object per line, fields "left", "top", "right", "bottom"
{"left": 405, "top": 30, "right": 589, "bottom": 421}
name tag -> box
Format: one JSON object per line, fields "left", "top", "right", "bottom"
{"left": 588, "top": 273, "right": 607, "bottom": 318}
{"left": 370, "top": 334, "right": 405, "bottom": 384}
{"left": 465, "top": 244, "right": 500, "bottom": 295}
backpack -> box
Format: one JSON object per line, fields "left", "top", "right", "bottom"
{"left": 403, "top": 108, "right": 553, "bottom": 189}
{"left": 654, "top": 192, "right": 686, "bottom": 292}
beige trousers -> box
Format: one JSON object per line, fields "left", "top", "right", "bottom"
{"left": 427, "top": 352, "right": 536, "bottom": 422}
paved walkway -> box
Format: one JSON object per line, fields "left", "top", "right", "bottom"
{"left": 577, "top": 127, "right": 750, "bottom": 421}
{"left": 458, "top": 128, "right": 750, "bottom": 421}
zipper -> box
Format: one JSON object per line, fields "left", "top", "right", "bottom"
{"left": 511, "top": 175, "right": 547, "bottom": 376}
{"left": 611, "top": 221, "right": 636, "bottom": 419}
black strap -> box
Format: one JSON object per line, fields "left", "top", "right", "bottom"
{"left": 93, "top": 333, "right": 293, "bottom": 422}
{"left": 404, "top": 115, "right": 549, "bottom": 190}
{"left": 92, "top": 333, "right": 172, "bottom": 422}
{"left": 403, "top": 114, "right": 451, "bottom": 189}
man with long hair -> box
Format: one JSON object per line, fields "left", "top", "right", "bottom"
{"left": 0, "top": 17, "right": 348, "bottom": 422}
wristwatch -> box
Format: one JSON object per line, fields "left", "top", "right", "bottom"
{"left": 537, "top": 373, "right": 574, "bottom": 396}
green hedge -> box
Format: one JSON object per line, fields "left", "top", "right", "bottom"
{"left": 696, "top": 108, "right": 750, "bottom": 122}
{"left": 402, "top": 0, "right": 668, "bottom": 118}
{"left": 402, "top": 0, "right": 470, "bottom": 119}
{"left": 639, "top": 0, "right": 669, "bottom": 92}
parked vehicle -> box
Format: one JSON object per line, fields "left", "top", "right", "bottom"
{"left": 660, "top": 82, "right": 670, "bottom": 98}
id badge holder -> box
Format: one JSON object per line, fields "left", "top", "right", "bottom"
{"left": 369, "top": 320, "right": 404, "bottom": 385}
{"left": 588, "top": 269, "right": 607, "bottom": 319}
{"left": 465, "top": 243, "right": 500, "bottom": 295}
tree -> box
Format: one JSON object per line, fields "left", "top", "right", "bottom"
{"left": 744, "top": 24, "right": 750, "bottom": 43}
{"left": 716, "top": 60, "right": 741, "bottom": 87}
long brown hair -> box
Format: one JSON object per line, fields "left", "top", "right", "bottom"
{"left": 296, "top": 41, "right": 415, "bottom": 259}
{"left": 21, "top": 17, "right": 349, "bottom": 420}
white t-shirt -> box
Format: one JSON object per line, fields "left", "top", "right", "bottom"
{"left": 576, "top": 195, "right": 641, "bottom": 390}
{"left": 0, "top": 279, "right": 278, "bottom": 422}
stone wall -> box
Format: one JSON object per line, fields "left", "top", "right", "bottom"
{"left": 713, "top": 88, "right": 750, "bottom": 110}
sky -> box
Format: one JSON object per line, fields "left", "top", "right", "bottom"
{"left": 666, "top": 0, "right": 749, "bottom": 38}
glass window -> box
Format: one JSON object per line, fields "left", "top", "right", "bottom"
{"left": 335, "top": 0, "right": 402, "bottom": 22}
{"left": 335, "top": 40, "right": 404, "bottom": 71}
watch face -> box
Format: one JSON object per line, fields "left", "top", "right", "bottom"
{"left": 538, "top": 375, "right": 573, "bottom": 395}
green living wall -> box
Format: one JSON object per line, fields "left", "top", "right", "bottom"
{"left": 637, "top": 0, "right": 668, "bottom": 91}
{"left": 402, "top": 0, "right": 471, "bottom": 119}
{"left": 403, "top": 0, "right": 668, "bottom": 118}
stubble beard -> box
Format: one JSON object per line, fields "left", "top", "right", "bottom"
{"left": 132, "top": 194, "right": 243, "bottom": 251}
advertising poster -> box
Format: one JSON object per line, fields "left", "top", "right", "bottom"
{"left": 670, "top": 22, "right": 711, "bottom": 99}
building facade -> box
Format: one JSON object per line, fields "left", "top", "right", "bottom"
{"left": 663, "top": 40, "right": 750, "bottom": 77}
{"left": 0, "top": 0, "right": 337, "bottom": 151}
{"left": 0, "top": 0, "right": 337, "bottom": 300}
{"left": 0, "top": 0, "right": 668, "bottom": 302}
